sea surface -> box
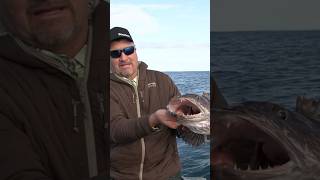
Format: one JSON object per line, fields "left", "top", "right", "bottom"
{"left": 166, "top": 71, "right": 210, "bottom": 179}
{"left": 211, "top": 31, "right": 320, "bottom": 109}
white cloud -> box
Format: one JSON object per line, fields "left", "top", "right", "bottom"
{"left": 111, "top": 4, "right": 160, "bottom": 35}
{"left": 110, "top": 3, "right": 177, "bottom": 36}
{"left": 110, "top": 2, "right": 210, "bottom": 71}
{"left": 138, "top": 4, "right": 177, "bottom": 10}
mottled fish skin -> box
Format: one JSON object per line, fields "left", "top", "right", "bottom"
{"left": 167, "top": 93, "right": 210, "bottom": 146}
{"left": 296, "top": 96, "right": 320, "bottom": 122}
{"left": 212, "top": 101, "right": 320, "bottom": 180}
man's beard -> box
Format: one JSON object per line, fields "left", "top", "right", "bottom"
{"left": 30, "top": 20, "right": 78, "bottom": 51}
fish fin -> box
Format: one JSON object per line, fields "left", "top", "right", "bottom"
{"left": 177, "top": 126, "right": 205, "bottom": 146}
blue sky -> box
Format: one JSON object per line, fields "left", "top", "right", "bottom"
{"left": 110, "top": 0, "right": 210, "bottom": 71}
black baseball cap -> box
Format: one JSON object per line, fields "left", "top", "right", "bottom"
{"left": 110, "top": 27, "right": 134, "bottom": 42}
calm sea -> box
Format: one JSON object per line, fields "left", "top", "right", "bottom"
{"left": 211, "top": 31, "right": 320, "bottom": 109}
{"left": 166, "top": 71, "right": 210, "bottom": 179}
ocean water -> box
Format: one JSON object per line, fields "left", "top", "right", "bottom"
{"left": 166, "top": 71, "right": 210, "bottom": 179}
{"left": 211, "top": 31, "right": 320, "bottom": 109}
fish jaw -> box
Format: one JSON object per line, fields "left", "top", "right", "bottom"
{"left": 167, "top": 94, "right": 210, "bottom": 135}
{"left": 212, "top": 112, "right": 295, "bottom": 179}
{"left": 177, "top": 112, "right": 210, "bottom": 135}
{"left": 211, "top": 101, "right": 320, "bottom": 179}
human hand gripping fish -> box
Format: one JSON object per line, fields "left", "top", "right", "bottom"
{"left": 149, "top": 109, "right": 179, "bottom": 130}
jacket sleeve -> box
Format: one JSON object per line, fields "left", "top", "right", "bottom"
{"left": 109, "top": 95, "right": 154, "bottom": 144}
{"left": 0, "top": 114, "right": 52, "bottom": 180}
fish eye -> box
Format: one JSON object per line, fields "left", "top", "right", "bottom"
{"left": 278, "top": 110, "right": 287, "bottom": 120}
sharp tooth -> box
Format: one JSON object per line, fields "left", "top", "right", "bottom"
{"left": 259, "top": 166, "right": 262, "bottom": 170}
{"left": 233, "top": 164, "right": 236, "bottom": 170}
{"left": 248, "top": 166, "right": 251, "bottom": 171}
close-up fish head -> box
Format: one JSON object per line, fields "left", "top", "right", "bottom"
{"left": 212, "top": 101, "right": 320, "bottom": 180}
{"left": 167, "top": 93, "right": 210, "bottom": 135}
{"left": 167, "top": 93, "right": 210, "bottom": 146}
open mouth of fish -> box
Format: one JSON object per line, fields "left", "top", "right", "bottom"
{"left": 168, "top": 97, "right": 202, "bottom": 118}
{"left": 212, "top": 116, "right": 291, "bottom": 177}
{"left": 167, "top": 95, "right": 210, "bottom": 145}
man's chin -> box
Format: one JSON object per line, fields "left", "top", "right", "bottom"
{"left": 31, "top": 26, "right": 74, "bottom": 50}
{"left": 118, "top": 71, "right": 134, "bottom": 79}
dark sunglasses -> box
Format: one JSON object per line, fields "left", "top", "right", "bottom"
{"left": 110, "top": 46, "right": 135, "bottom": 58}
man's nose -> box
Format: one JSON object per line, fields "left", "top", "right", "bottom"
{"left": 119, "top": 52, "right": 129, "bottom": 62}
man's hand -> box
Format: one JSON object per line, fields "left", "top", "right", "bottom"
{"left": 149, "top": 109, "right": 178, "bottom": 129}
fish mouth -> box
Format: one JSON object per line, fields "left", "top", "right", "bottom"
{"left": 167, "top": 97, "right": 202, "bottom": 117}
{"left": 212, "top": 114, "right": 291, "bottom": 178}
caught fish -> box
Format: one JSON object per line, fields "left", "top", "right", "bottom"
{"left": 167, "top": 93, "right": 210, "bottom": 146}
{"left": 212, "top": 101, "right": 320, "bottom": 180}
{"left": 296, "top": 96, "right": 320, "bottom": 122}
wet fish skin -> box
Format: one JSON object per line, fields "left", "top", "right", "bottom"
{"left": 296, "top": 96, "right": 320, "bottom": 122}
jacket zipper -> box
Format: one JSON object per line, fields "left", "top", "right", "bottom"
{"left": 114, "top": 73, "right": 145, "bottom": 180}
{"left": 80, "top": 25, "right": 98, "bottom": 177}
{"left": 72, "top": 99, "right": 80, "bottom": 133}
{"left": 133, "top": 85, "right": 145, "bottom": 180}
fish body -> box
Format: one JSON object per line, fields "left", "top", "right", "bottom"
{"left": 167, "top": 93, "right": 210, "bottom": 146}
{"left": 212, "top": 101, "right": 320, "bottom": 180}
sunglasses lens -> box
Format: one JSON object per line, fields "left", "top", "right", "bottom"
{"left": 110, "top": 46, "right": 135, "bottom": 58}
{"left": 110, "top": 50, "right": 121, "bottom": 58}
{"left": 123, "top": 46, "right": 135, "bottom": 56}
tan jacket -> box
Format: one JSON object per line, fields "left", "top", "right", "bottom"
{"left": 110, "top": 62, "right": 181, "bottom": 180}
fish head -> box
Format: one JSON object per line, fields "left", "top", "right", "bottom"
{"left": 167, "top": 93, "right": 210, "bottom": 135}
{"left": 212, "top": 101, "right": 320, "bottom": 180}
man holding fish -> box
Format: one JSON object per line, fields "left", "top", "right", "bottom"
{"left": 109, "top": 27, "right": 182, "bottom": 180}
{"left": 109, "top": 27, "right": 227, "bottom": 180}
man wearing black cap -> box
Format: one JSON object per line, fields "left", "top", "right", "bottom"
{"left": 109, "top": 27, "right": 182, "bottom": 179}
